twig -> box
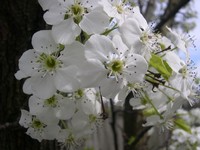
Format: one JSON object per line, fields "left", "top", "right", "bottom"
{"left": 131, "top": 126, "right": 152, "bottom": 146}
{"left": 110, "top": 98, "right": 118, "bottom": 150}
{"left": 0, "top": 122, "right": 20, "bottom": 130}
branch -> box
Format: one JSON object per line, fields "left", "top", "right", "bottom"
{"left": 0, "top": 122, "right": 20, "bottom": 130}
{"left": 144, "top": 0, "right": 156, "bottom": 22}
{"left": 131, "top": 126, "right": 152, "bottom": 146}
{"left": 155, "top": 0, "right": 191, "bottom": 31}
{"left": 110, "top": 98, "right": 118, "bottom": 150}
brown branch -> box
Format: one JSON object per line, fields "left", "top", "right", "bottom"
{"left": 0, "top": 122, "right": 20, "bottom": 130}
{"left": 155, "top": 0, "right": 191, "bottom": 31}
{"left": 144, "top": 0, "right": 156, "bottom": 22}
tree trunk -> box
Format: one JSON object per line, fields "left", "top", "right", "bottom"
{"left": 0, "top": 0, "right": 58, "bottom": 149}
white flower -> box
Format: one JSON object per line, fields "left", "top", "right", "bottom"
{"left": 79, "top": 34, "right": 147, "bottom": 98}
{"left": 119, "top": 18, "right": 160, "bottom": 60}
{"left": 19, "top": 110, "right": 60, "bottom": 141}
{"left": 166, "top": 26, "right": 190, "bottom": 59}
{"left": 71, "top": 97, "right": 103, "bottom": 135}
{"left": 38, "top": 0, "right": 57, "bottom": 11}
{"left": 99, "top": 0, "right": 133, "bottom": 25}
{"left": 43, "top": 0, "right": 109, "bottom": 44}
{"left": 29, "top": 94, "right": 76, "bottom": 120}
{"left": 15, "top": 30, "right": 81, "bottom": 99}
{"left": 56, "top": 128, "right": 85, "bottom": 150}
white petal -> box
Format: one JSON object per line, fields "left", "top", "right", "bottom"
{"left": 37, "top": 109, "right": 59, "bottom": 125}
{"left": 43, "top": 4, "right": 65, "bottom": 25}
{"left": 77, "top": 61, "right": 106, "bottom": 88}
{"left": 15, "top": 70, "right": 27, "bottom": 80}
{"left": 32, "top": 30, "right": 59, "bottom": 54}
{"left": 56, "top": 98, "right": 76, "bottom": 120}
{"left": 119, "top": 18, "right": 142, "bottom": 47}
{"left": 54, "top": 66, "right": 80, "bottom": 92}
{"left": 80, "top": 8, "right": 110, "bottom": 34}
{"left": 52, "top": 19, "right": 81, "bottom": 45}
{"left": 112, "top": 34, "right": 128, "bottom": 54}
{"left": 81, "top": 99, "right": 101, "bottom": 115}
{"left": 124, "top": 54, "right": 148, "bottom": 82}
{"left": 26, "top": 128, "right": 43, "bottom": 142}
{"left": 18, "top": 49, "right": 40, "bottom": 77}
{"left": 23, "top": 78, "right": 33, "bottom": 94}
{"left": 30, "top": 74, "right": 56, "bottom": 99}
{"left": 38, "top": 0, "right": 57, "bottom": 10}
{"left": 19, "top": 110, "right": 32, "bottom": 128}
{"left": 129, "top": 6, "right": 148, "bottom": 30}
{"left": 99, "top": 77, "right": 123, "bottom": 99}
{"left": 59, "top": 41, "right": 85, "bottom": 65}
{"left": 71, "top": 111, "right": 89, "bottom": 131}
{"left": 28, "top": 95, "right": 46, "bottom": 115}
{"left": 85, "top": 34, "right": 115, "bottom": 61}
{"left": 43, "top": 125, "right": 60, "bottom": 140}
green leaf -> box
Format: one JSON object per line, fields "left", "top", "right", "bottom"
{"left": 128, "top": 136, "right": 136, "bottom": 145}
{"left": 143, "top": 108, "right": 157, "bottom": 116}
{"left": 174, "top": 118, "right": 192, "bottom": 134}
{"left": 149, "top": 54, "right": 172, "bottom": 81}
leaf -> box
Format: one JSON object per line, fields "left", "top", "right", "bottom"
{"left": 174, "top": 118, "right": 192, "bottom": 134}
{"left": 149, "top": 54, "right": 172, "bottom": 81}
{"left": 128, "top": 136, "right": 136, "bottom": 145}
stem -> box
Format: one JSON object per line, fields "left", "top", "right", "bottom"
{"left": 99, "top": 86, "right": 108, "bottom": 120}
{"left": 155, "top": 46, "right": 172, "bottom": 54}
{"left": 131, "top": 126, "right": 152, "bottom": 146}
{"left": 142, "top": 92, "right": 163, "bottom": 119}
{"left": 109, "top": 98, "right": 118, "bottom": 150}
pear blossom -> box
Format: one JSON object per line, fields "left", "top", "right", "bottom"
{"left": 166, "top": 26, "right": 191, "bottom": 59}
{"left": 19, "top": 110, "right": 60, "bottom": 141}
{"left": 79, "top": 34, "right": 148, "bottom": 98}
{"left": 119, "top": 17, "right": 161, "bottom": 60}
{"left": 15, "top": 0, "right": 200, "bottom": 148}
{"left": 164, "top": 51, "right": 195, "bottom": 103}
{"left": 28, "top": 94, "right": 76, "bottom": 120}
{"left": 15, "top": 30, "right": 81, "bottom": 99}
{"left": 71, "top": 96, "right": 103, "bottom": 135}
{"left": 42, "top": 0, "right": 110, "bottom": 44}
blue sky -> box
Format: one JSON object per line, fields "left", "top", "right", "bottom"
{"left": 190, "top": 0, "right": 200, "bottom": 75}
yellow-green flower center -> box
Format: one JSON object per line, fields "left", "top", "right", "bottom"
{"left": 178, "top": 66, "right": 187, "bottom": 78}
{"left": 116, "top": 5, "right": 124, "bottom": 14}
{"left": 44, "top": 95, "right": 58, "bottom": 107}
{"left": 45, "top": 56, "right": 56, "bottom": 68}
{"left": 89, "top": 114, "right": 97, "bottom": 123}
{"left": 74, "top": 89, "right": 84, "bottom": 99}
{"left": 108, "top": 60, "right": 124, "bottom": 73}
{"left": 38, "top": 53, "right": 60, "bottom": 72}
{"left": 71, "top": 4, "right": 84, "bottom": 16}
{"left": 31, "top": 119, "right": 45, "bottom": 129}
{"left": 64, "top": 3, "right": 85, "bottom": 24}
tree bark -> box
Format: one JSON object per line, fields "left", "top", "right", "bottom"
{"left": 0, "top": 0, "right": 58, "bottom": 149}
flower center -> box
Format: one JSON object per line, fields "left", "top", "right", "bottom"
{"left": 44, "top": 95, "right": 58, "bottom": 107}
{"left": 71, "top": 4, "right": 84, "bottom": 16}
{"left": 65, "top": 133, "right": 75, "bottom": 145}
{"left": 108, "top": 60, "right": 124, "bottom": 73}
{"left": 178, "top": 66, "right": 187, "bottom": 78}
{"left": 31, "top": 118, "right": 45, "bottom": 129}
{"left": 65, "top": 3, "right": 86, "bottom": 24}
{"left": 89, "top": 114, "right": 97, "bottom": 123}
{"left": 38, "top": 53, "right": 60, "bottom": 72}
{"left": 116, "top": 5, "right": 124, "bottom": 14}
{"left": 74, "top": 89, "right": 84, "bottom": 99}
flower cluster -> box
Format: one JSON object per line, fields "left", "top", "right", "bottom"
{"left": 15, "top": 0, "right": 199, "bottom": 148}
{"left": 169, "top": 108, "right": 200, "bottom": 150}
